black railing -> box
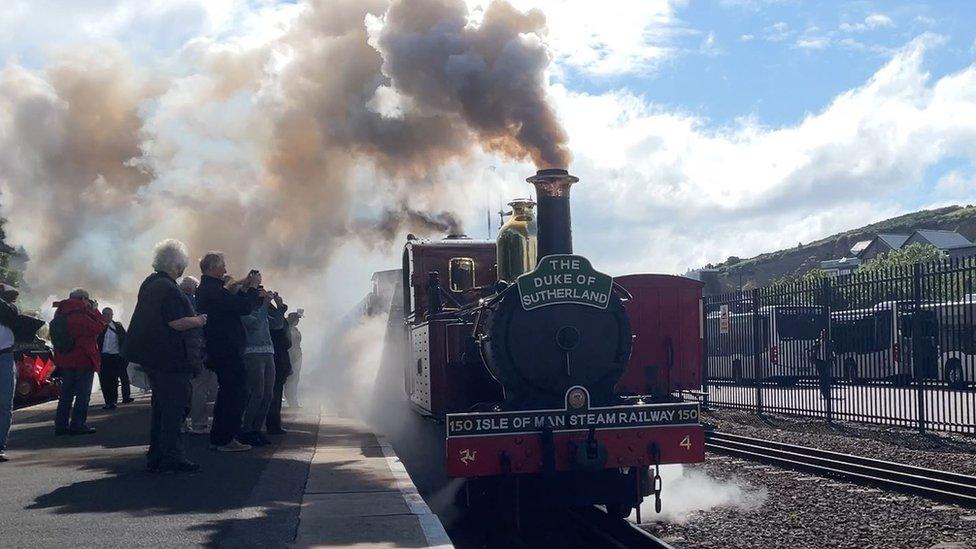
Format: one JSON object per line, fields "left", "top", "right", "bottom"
{"left": 702, "top": 256, "right": 976, "bottom": 434}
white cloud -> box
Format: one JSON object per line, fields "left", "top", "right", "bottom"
{"left": 840, "top": 13, "right": 894, "bottom": 33}
{"left": 763, "top": 21, "right": 792, "bottom": 42}
{"left": 796, "top": 36, "right": 829, "bottom": 50}
{"left": 466, "top": 0, "right": 687, "bottom": 76}
{"left": 739, "top": 34, "right": 755, "bottom": 42}
{"left": 699, "top": 31, "right": 723, "bottom": 56}
{"left": 540, "top": 35, "right": 976, "bottom": 274}
{"left": 0, "top": 0, "right": 294, "bottom": 67}
{"left": 718, "top": 0, "right": 791, "bottom": 9}
{"left": 934, "top": 170, "right": 976, "bottom": 203}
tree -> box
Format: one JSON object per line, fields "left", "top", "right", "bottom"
{"left": 0, "top": 217, "right": 25, "bottom": 288}
{"left": 859, "top": 243, "right": 943, "bottom": 274}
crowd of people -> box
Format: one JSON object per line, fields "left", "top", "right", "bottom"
{"left": 0, "top": 239, "right": 305, "bottom": 471}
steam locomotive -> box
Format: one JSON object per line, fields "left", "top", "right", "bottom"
{"left": 398, "top": 169, "right": 705, "bottom": 519}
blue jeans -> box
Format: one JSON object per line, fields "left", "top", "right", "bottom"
{"left": 55, "top": 369, "right": 95, "bottom": 432}
{"left": 0, "top": 353, "right": 14, "bottom": 451}
{"left": 241, "top": 353, "right": 275, "bottom": 433}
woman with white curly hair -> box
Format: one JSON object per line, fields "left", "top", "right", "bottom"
{"left": 123, "top": 239, "right": 208, "bottom": 474}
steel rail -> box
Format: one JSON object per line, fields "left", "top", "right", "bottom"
{"left": 705, "top": 430, "right": 976, "bottom": 508}
{"left": 562, "top": 506, "right": 676, "bottom": 549}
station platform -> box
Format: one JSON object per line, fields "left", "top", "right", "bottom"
{"left": 0, "top": 395, "right": 451, "bottom": 548}
{"left": 295, "top": 413, "right": 452, "bottom": 548}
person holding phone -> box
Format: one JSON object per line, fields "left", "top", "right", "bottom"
{"left": 239, "top": 283, "right": 285, "bottom": 446}
{"left": 195, "top": 252, "right": 260, "bottom": 452}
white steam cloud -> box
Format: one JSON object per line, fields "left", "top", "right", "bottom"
{"left": 635, "top": 464, "right": 767, "bottom": 523}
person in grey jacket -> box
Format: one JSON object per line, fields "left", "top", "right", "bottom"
{"left": 239, "top": 281, "right": 284, "bottom": 447}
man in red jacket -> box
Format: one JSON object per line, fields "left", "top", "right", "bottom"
{"left": 53, "top": 289, "right": 108, "bottom": 435}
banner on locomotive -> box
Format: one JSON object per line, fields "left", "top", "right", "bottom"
{"left": 447, "top": 402, "right": 700, "bottom": 437}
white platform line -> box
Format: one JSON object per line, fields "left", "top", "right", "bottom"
{"left": 377, "top": 436, "right": 454, "bottom": 549}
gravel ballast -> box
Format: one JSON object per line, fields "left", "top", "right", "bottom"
{"left": 641, "top": 455, "right": 976, "bottom": 549}
{"left": 702, "top": 408, "right": 976, "bottom": 476}
{"left": 636, "top": 409, "right": 976, "bottom": 548}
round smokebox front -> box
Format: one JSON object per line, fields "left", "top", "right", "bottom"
{"left": 482, "top": 293, "right": 632, "bottom": 409}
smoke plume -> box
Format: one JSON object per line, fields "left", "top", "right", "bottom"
{"left": 0, "top": 0, "right": 570, "bottom": 316}
{"left": 367, "top": 0, "right": 572, "bottom": 168}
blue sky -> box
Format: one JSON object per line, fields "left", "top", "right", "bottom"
{"left": 564, "top": 1, "right": 976, "bottom": 128}
{"left": 0, "top": 0, "right": 975, "bottom": 320}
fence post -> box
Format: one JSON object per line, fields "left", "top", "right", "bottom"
{"left": 821, "top": 277, "right": 833, "bottom": 424}
{"left": 913, "top": 262, "right": 926, "bottom": 434}
{"left": 701, "top": 296, "right": 710, "bottom": 404}
{"left": 752, "top": 288, "right": 763, "bottom": 415}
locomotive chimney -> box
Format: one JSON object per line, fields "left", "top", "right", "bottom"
{"left": 526, "top": 168, "right": 579, "bottom": 263}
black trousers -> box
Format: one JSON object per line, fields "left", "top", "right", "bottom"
{"left": 209, "top": 355, "right": 246, "bottom": 446}
{"left": 265, "top": 371, "right": 290, "bottom": 431}
{"left": 98, "top": 354, "right": 130, "bottom": 405}
{"left": 146, "top": 370, "right": 192, "bottom": 466}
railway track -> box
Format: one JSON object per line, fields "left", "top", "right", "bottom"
{"left": 705, "top": 430, "right": 976, "bottom": 508}
{"left": 505, "top": 505, "right": 674, "bottom": 548}
{"left": 562, "top": 506, "right": 675, "bottom": 549}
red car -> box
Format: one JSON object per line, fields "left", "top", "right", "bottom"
{"left": 12, "top": 315, "right": 61, "bottom": 409}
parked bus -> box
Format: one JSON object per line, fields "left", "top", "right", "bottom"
{"left": 830, "top": 301, "right": 935, "bottom": 385}
{"left": 923, "top": 300, "right": 976, "bottom": 388}
{"left": 831, "top": 306, "right": 901, "bottom": 383}
{"left": 706, "top": 305, "right": 825, "bottom": 384}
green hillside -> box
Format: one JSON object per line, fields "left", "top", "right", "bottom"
{"left": 705, "top": 204, "right": 976, "bottom": 294}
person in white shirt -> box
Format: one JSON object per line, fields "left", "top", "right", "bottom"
{"left": 0, "top": 283, "right": 19, "bottom": 462}
{"left": 284, "top": 311, "right": 303, "bottom": 408}
{"left": 97, "top": 308, "right": 131, "bottom": 409}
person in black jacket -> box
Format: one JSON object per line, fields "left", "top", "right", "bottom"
{"left": 0, "top": 283, "right": 20, "bottom": 462}
{"left": 266, "top": 296, "right": 292, "bottom": 435}
{"left": 96, "top": 308, "right": 131, "bottom": 409}
{"left": 123, "top": 239, "right": 207, "bottom": 473}
{"left": 195, "top": 251, "right": 259, "bottom": 452}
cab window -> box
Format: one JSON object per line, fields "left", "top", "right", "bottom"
{"left": 449, "top": 257, "right": 475, "bottom": 292}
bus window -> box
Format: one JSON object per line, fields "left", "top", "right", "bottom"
{"left": 776, "top": 310, "right": 825, "bottom": 341}
{"left": 832, "top": 311, "right": 892, "bottom": 354}
{"left": 962, "top": 326, "right": 976, "bottom": 354}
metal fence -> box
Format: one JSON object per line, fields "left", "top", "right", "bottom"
{"left": 703, "top": 256, "right": 976, "bottom": 434}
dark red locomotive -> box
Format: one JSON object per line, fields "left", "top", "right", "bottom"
{"left": 399, "top": 169, "right": 704, "bottom": 517}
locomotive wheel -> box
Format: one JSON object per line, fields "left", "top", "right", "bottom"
{"left": 605, "top": 503, "right": 632, "bottom": 519}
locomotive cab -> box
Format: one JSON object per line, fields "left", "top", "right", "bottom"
{"left": 401, "top": 236, "right": 504, "bottom": 417}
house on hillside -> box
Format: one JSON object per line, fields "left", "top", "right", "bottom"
{"left": 816, "top": 229, "right": 976, "bottom": 279}
{"left": 857, "top": 233, "right": 911, "bottom": 261}
{"left": 849, "top": 239, "right": 872, "bottom": 256}
{"left": 854, "top": 230, "right": 976, "bottom": 261}
{"left": 819, "top": 257, "right": 861, "bottom": 277}
{"left": 903, "top": 229, "right": 976, "bottom": 259}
